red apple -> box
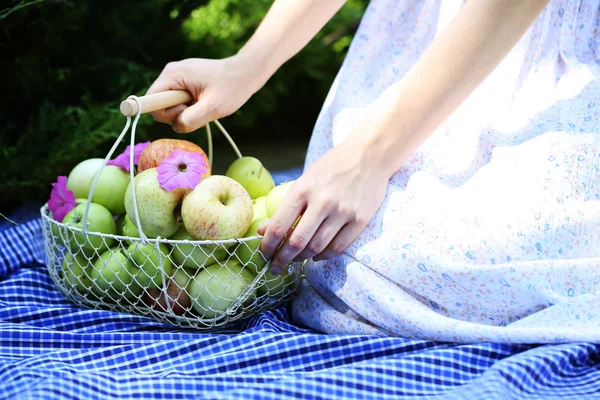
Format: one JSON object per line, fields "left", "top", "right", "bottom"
{"left": 138, "top": 139, "right": 211, "bottom": 177}
{"left": 144, "top": 268, "right": 193, "bottom": 315}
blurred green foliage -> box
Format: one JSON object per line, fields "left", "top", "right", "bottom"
{"left": 0, "top": 0, "right": 366, "bottom": 210}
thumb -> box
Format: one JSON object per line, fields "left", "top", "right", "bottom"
{"left": 171, "top": 98, "right": 215, "bottom": 134}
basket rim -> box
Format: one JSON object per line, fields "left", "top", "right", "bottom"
{"left": 41, "top": 203, "right": 265, "bottom": 245}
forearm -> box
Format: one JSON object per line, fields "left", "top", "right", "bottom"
{"left": 234, "top": 0, "right": 346, "bottom": 87}
{"left": 351, "top": 0, "right": 550, "bottom": 177}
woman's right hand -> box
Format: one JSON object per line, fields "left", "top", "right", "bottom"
{"left": 146, "top": 56, "right": 265, "bottom": 133}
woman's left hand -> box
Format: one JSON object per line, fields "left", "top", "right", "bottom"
{"left": 257, "top": 138, "right": 390, "bottom": 274}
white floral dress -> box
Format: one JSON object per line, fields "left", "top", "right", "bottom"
{"left": 291, "top": 0, "right": 600, "bottom": 343}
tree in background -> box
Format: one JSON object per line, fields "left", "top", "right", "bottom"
{"left": 0, "top": 0, "right": 366, "bottom": 210}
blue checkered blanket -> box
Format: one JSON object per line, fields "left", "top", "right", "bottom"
{"left": 1, "top": 169, "right": 599, "bottom": 399}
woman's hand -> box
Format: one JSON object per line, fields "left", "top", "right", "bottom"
{"left": 146, "top": 56, "right": 266, "bottom": 133}
{"left": 257, "top": 137, "right": 389, "bottom": 274}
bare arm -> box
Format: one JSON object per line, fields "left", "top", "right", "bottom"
{"left": 349, "top": 0, "right": 551, "bottom": 177}
{"left": 236, "top": 0, "right": 348, "bottom": 90}
{"left": 147, "top": 0, "right": 346, "bottom": 132}
{"left": 261, "top": 0, "right": 552, "bottom": 271}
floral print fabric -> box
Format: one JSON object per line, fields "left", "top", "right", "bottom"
{"left": 292, "top": 0, "right": 600, "bottom": 343}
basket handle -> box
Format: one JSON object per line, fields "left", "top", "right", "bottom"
{"left": 120, "top": 90, "right": 193, "bottom": 116}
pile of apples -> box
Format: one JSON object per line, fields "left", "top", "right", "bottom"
{"left": 54, "top": 138, "right": 297, "bottom": 319}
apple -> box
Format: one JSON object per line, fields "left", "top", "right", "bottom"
{"left": 182, "top": 175, "right": 253, "bottom": 240}
{"left": 225, "top": 156, "right": 275, "bottom": 199}
{"left": 145, "top": 267, "right": 194, "bottom": 315}
{"left": 257, "top": 264, "right": 296, "bottom": 299}
{"left": 252, "top": 196, "right": 268, "bottom": 221}
{"left": 67, "top": 158, "right": 105, "bottom": 199}
{"left": 61, "top": 253, "right": 93, "bottom": 294}
{"left": 266, "top": 181, "right": 295, "bottom": 217}
{"left": 115, "top": 214, "right": 126, "bottom": 235}
{"left": 188, "top": 260, "right": 256, "bottom": 319}
{"left": 170, "top": 225, "right": 229, "bottom": 269}
{"left": 89, "top": 165, "right": 131, "bottom": 215}
{"left": 235, "top": 217, "right": 270, "bottom": 274}
{"left": 122, "top": 215, "right": 140, "bottom": 237}
{"left": 138, "top": 138, "right": 211, "bottom": 177}
{"left": 126, "top": 242, "right": 173, "bottom": 289}
{"left": 90, "top": 247, "right": 142, "bottom": 301}
{"left": 62, "top": 202, "right": 116, "bottom": 256}
{"left": 124, "top": 168, "right": 187, "bottom": 238}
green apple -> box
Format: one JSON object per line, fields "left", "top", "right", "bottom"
{"left": 225, "top": 156, "right": 275, "bottom": 199}
{"left": 62, "top": 203, "right": 116, "bottom": 256}
{"left": 252, "top": 196, "right": 268, "bottom": 221}
{"left": 188, "top": 260, "right": 256, "bottom": 319}
{"left": 126, "top": 242, "right": 173, "bottom": 289}
{"left": 124, "top": 168, "right": 187, "bottom": 238}
{"left": 122, "top": 215, "right": 141, "bottom": 237}
{"left": 61, "top": 253, "right": 93, "bottom": 293}
{"left": 76, "top": 198, "right": 89, "bottom": 205}
{"left": 67, "top": 158, "right": 105, "bottom": 199}
{"left": 89, "top": 165, "right": 131, "bottom": 215}
{"left": 90, "top": 247, "right": 141, "bottom": 300}
{"left": 115, "top": 214, "right": 126, "bottom": 235}
{"left": 257, "top": 264, "right": 296, "bottom": 299}
{"left": 182, "top": 175, "right": 253, "bottom": 240}
{"left": 235, "top": 217, "right": 270, "bottom": 274}
{"left": 266, "top": 181, "right": 295, "bottom": 217}
{"left": 170, "top": 225, "right": 228, "bottom": 269}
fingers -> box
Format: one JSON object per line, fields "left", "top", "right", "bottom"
{"left": 269, "top": 209, "right": 325, "bottom": 273}
{"left": 152, "top": 104, "right": 187, "bottom": 124}
{"left": 259, "top": 193, "right": 306, "bottom": 272}
{"left": 171, "top": 99, "right": 216, "bottom": 133}
{"left": 313, "top": 221, "right": 365, "bottom": 261}
{"left": 293, "top": 218, "right": 346, "bottom": 262}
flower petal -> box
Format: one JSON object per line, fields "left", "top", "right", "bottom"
{"left": 107, "top": 141, "right": 151, "bottom": 172}
{"left": 48, "top": 176, "right": 77, "bottom": 222}
{"left": 157, "top": 150, "right": 206, "bottom": 191}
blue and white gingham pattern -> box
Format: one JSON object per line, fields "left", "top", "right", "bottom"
{"left": 1, "top": 172, "right": 600, "bottom": 399}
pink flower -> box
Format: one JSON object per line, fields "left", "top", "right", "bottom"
{"left": 48, "top": 176, "right": 77, "bottom": 222}
{"left": 107, "top": 141, "right": 150, "bottom": 172}
{"left": 157, "top": 150, "right": 207, "bottom": 191}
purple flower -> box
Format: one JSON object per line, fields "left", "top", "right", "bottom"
{"left": 107, "top": 141, "right": 151, "bottom": 172}
{"left": 157, "top": 150, "right": 207, "bottom": 191}
{"left": 48, "top": 176, "right": 77, "bottom": 222}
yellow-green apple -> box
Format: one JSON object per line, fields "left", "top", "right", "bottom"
{"left": 145, "top": 267, "right": 194, "bottom": 315}
{"left": 252, "top": 196, "right": 268, "bottom": 221}
{"left": 170, "top": 225, "right": 229, "bottom": 269}
{"left": 124, "top": 168, "right": 187, "bottom": 238}
{"left": 90, "top": 247, "right": 142, "bottom": 301}
{"left": 67, "top": 158, "right": 104, "bottom": 199}
{"left": 138, "top": 139, "right": 211, "bottom": 177}
{"left": 188, "top": 260, "right": 256, "bottom": 319}
{"left": 62, "top": 253, "right": 93, "bottom": 293}
{"left": 122, "top": 215, "right": 140, "bottom": 238}
{"left": 126, "top": 242, "right": 173, "bottom": 289}
{"left": 182, "top": 175, "right": 253, "bottom": 240}
{"left": 257, "top": 265, "right": 296, "bottom": 299}
{"left": 89, "top": 165, "right": 131, "bottom": 215}
{"left": 62, "top": 202, "right": 116, "bottom": 256}
{"left": 225, "top": 156, "right": 275, "bottom": 199}
{"left": 266, "top": 181, "right": 295, "bottom": 217}
{"left": 235, "top": 217, "right": 269, "bottom": 274}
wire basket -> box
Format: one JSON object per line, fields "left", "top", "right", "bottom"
{"left": 40, "top": 92, "right": 302, "bottom": 330}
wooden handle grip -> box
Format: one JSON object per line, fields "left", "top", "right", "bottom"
{"left": 120, "top": 90, "right": 194, "bottom": 116}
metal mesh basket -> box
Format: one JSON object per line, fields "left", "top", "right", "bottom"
{"left": 40, "top": 94, "right": 303, "bottom": 330}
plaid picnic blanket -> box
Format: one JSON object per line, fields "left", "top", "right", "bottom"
{"left": 1, "top": 169, "right": 599, "bottom": 399}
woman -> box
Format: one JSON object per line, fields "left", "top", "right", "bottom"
{"left": 147, "top": 0, "right": 600, "bottom": 343}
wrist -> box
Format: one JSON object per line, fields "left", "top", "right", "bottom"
{"left": 230, "top": 46, "right": 279, "bottom": 94}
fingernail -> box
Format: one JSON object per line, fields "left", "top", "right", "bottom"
{"left": 270, "top": 265, "right": 282, "bottom": 275}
